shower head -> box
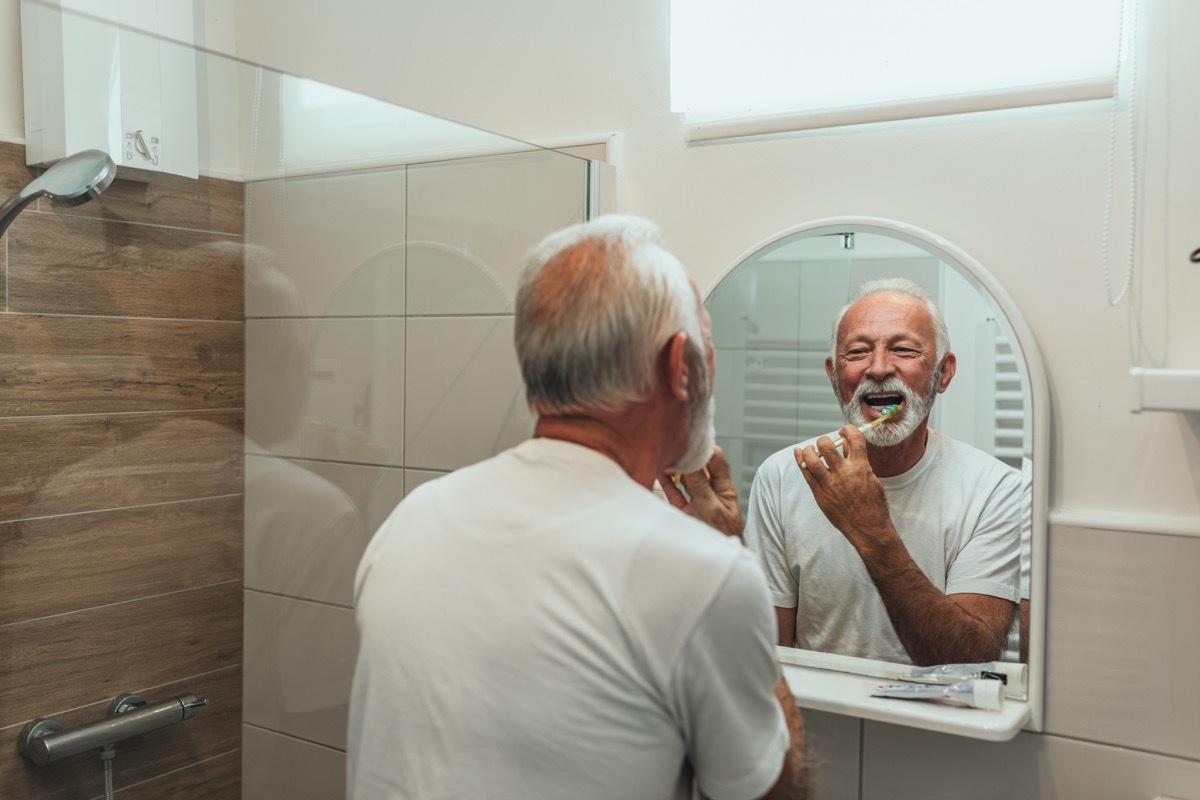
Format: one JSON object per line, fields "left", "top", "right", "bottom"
{"left": 0, "top": 149, "right": 117, "bottom": 239}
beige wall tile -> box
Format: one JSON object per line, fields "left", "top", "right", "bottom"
{"left": 406, "top": 150, "right": 587, "bottom": 315}
{"left": 1044, "top": 524, "right": 1200, "bottom": 760}
{"left": 862, "top": 723, "right": 1200, "bottom": 800}
{"left": 244, "top": 455, "right": 402, "bottom": 607}
{"left": 245, "top": 169, "right": 406, "bottom": 318}
{"left": 242, "top": 725, "right": 346, "bottom": 800}
{"left": 404, "top": 315, "right": 532, "bottom": 470}
{"left": 246, "top": 317, "right": 404, "bottom": 466}
{"left": 243, "top": 592, "right": 356, "bottom": 750}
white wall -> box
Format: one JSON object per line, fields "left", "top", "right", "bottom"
{"left": 225, "top": 0, "right": 1200, "bottom": 521}
{"left": 4, "top": 1, "right": 1199, "bottom": 798}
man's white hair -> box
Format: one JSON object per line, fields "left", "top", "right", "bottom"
{"left": 515, "top": 215, "right": 704, "bottom": 415}
{"left": 830, "top": 277, "right": 951, "bottom": 361}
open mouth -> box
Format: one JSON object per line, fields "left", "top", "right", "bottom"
{"left": 863, "top": 393, "right": 904, "bottom": 416}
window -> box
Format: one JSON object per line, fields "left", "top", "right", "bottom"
{"left": 670, "top": 0, "right": 1124, "bottom": 141}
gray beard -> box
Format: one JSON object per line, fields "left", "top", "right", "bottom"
{"left": 672, "top": 393, "right": 716, "bottom": 474}
{"left": 671, "top": 344, "right": 716, "bottom": 474}
{"left": 836, "top": 371, "right": 939, "bottom": 446}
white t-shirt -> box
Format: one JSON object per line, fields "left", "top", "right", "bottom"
{"left": 745, "top": 429, "right": 1022, "bottom": 664}
{"left": 348, "top": 438, "right": 790, "bottom": 800}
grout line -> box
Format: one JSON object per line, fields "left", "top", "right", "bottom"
{"left": 242, "top": 721, "right": 347, "bottom": 754}
{"left": 0, "top": 579, "right": 243, "bottom": 630}
{"left": 97, "top": 747, "right": 242, "bottom": 798}
{"left": 21, "top": 206, "right": 244, "bottom": 237}
{"left": 245, "top": 451, "right": 404, "bottom": 471}
{"left": 0, "top": 407, "right": 244, "bottom": 421}
{"left": 0, "top": 493, "right": 244, "bottom": 525}
{"left": 246, "top": 312, "right": 515, "bottom": 321}
{"left": 857, "top": 717, "right": 865, "bottom": 797}
{"left": 0, "top": 309, "right": 243, "bottom": 324}
{"left": 0, "top": 665, "right": 242, "bottom": 735}
{"left": 244, "top": 586, "right": 353, "bottom": 612}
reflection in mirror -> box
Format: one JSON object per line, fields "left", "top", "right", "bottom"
{"left": 707, "top": 222, "right": 1034, "bottom": 673}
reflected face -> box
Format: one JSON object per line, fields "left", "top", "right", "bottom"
{"left": 828, "top": 292, "right": 949, "bottom": 445}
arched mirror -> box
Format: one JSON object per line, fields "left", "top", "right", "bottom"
{"left": 706, "top": 218, "right": 1048, "bottom": 734}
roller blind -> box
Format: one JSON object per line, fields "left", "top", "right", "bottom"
{"left": 670, "top": 0, "right": 1124, "bottom": 140}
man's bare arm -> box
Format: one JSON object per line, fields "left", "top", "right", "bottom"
{"left": 775, "top": 607, "right": 797, "bottom": 648}
{"left": 759, "top": 677, "right": 808, "bottom": 800}
{"left": 795, "top": 429, "right": 1014, "bottom": 665}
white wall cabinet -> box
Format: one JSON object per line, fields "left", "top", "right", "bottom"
{"left": 20, "top": 0, "right": 199, "bottom": 178}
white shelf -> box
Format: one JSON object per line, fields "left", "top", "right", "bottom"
{"left": 778, "top": 650, "right": 1030, "bottom": 742}
{"left": 1130, "top": 367, "right": 1200, "bottom": 412}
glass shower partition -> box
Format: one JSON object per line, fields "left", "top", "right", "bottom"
{"left": 236, "top": 64, "right": 601, "bottom": 800}
{"left": 8, "top": 4, "right": 604, "bottom": 799}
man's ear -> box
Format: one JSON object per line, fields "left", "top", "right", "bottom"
{"left": 664, "top": 331, "right": 691, "bottom": 402}
{"left": 825, "top": 356, "right": 836, "bottom": 387}
{"left": 936, "top": 351, "right": 957, "bottom": 393}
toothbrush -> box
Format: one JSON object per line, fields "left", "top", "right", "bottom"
{"left": 829, "top": 403, "right": 902, "bottom": 449}
{"left": 800, "top": 403, "right": 902, "bottom": 468}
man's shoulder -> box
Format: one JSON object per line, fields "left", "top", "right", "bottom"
{"left": 755, "top": 441, "right": 803, "bottom": 481}
{"left": 930, "top": 431, "right": 1021, "bottom": 478}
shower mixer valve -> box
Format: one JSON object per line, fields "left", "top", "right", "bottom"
{"left": 18, "top": 691, "right": 208, "bottom": 767}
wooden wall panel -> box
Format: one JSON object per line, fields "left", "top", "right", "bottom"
{"left": 0, "top": 583, "right": 243, "bottom": 729}
{"left": 0, "top": 410, "right": 243, "bottom": 521}
{"left": 0, "top": 140, "right": 245, "bottom": 798}
{"left": 0, "top": 315, "right": 243, "bottom": 415}
{"left": 6, "top": 214, "right": 243, "bottom": 320}
{"left": 0, "top": 495, "right": 243, "bottom": 626}
{"left": 53, "top": 170, "right": 245, "bottom": 236}
{"left": 118, "top": 751, "right": 242, "bottom": 800}
{"left": 0, "top": 668, "right": 241, "bottom": 800}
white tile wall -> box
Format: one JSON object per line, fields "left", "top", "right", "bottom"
{"left": 243, "top": 148, "right": 587, "bottom": 800}
{"left": 243, "top": 591, "right": 357, "bottom": 750}
{"left": 1044, "top": 524, "right": 1200, "bottom": 760}
{"left": 406, "top": 150, "right": 588, "bottom": 315}
{"left": 404, "top": 315, "right": 534, "bottom": 470}
{"left": 247, "top": 318, "right": 406, "bottom": 466}
{"left": 803, "top": 710, "right": 862, "bottom": 800}
{"left": 245, "top": 169, "right": 407, "bottom": 318}
{"left": 404, "top": 467, "right": 448, "bottom": 496}
{"left": 245, "top": 454, "right": 404, "bottom": 605}
{"left": 242, "top": 724, "right": 347, "bottom": 800}
{"left": 861, "top": 723, "right": 1200, "bottom": 800}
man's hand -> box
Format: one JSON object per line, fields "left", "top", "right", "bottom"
{"left": 660, "top": 446, "right": 744, "bottom": 540}
{"left": 793, "top": 425, "right": 892, "bottom": 550}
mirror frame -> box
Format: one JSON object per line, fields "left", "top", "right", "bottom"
{"left": 708, "top": 216, "right": 1049, "bottom": 734}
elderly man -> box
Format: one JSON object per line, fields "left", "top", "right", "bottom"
{"left": 745, "top": 278, "right": 1022, "bottom": 666}
{"left": 348, "top": 215, "right": 808, "bottom": 800}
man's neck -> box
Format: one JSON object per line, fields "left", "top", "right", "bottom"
{"left": 533, "top": 407, "right": 676, "bottom": 489}
{"left": 865, "top": 424, "right": 931, "bottom": 478}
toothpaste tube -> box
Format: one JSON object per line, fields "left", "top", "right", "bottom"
{"left": 904, "top": 662, "right": 1006, "bottom": 685}
{"left": 871, "top": 678, "right": 1004, "bottom": 711}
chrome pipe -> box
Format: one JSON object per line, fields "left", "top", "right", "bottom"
{"left": 19, "top": 693, "right": 207, "bottom": 767}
